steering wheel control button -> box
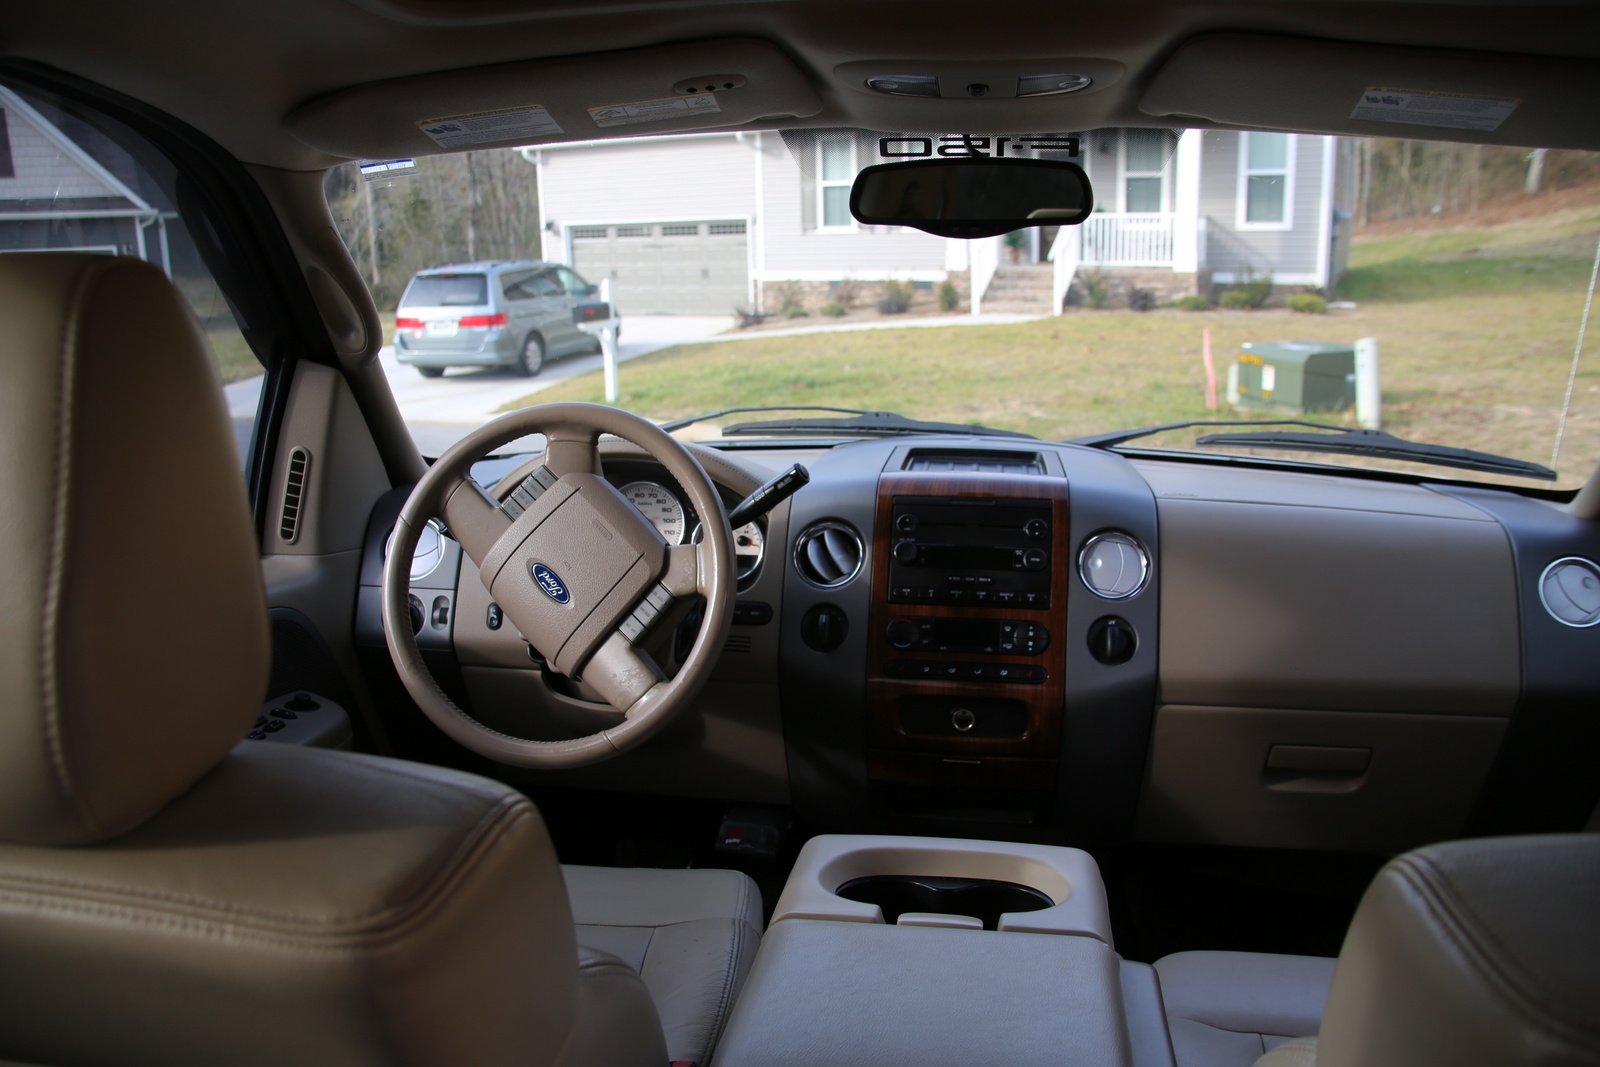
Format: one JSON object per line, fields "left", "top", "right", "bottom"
{"left": 620, "top": 582, "right": 678, "bottom": 644}
{"left": 951, "top": 707, "right": 977, "bottom": 732}
{"left": 800, "top": 604, "right": 849, "bottom": 652}
{"left": 283, "top": 694, "right": 320, "bottom": 712}
{"left": 1540, "top": 557, "right": 1600, "bottom": 627}
{"left": 486, "top": 602, "right": 503, "bottom": 630}
{"left": 262, "top": 719, "right": 287, "bottom": 734}
{"left": 499, "top": 464, "right": 559, "bottom": 521}
{"left": 1079, "top": 531, "right": 1151, "bottom": 599}
{"left": 270, "top": 709, "right": 297, "bottom": 720}
{"left": 1087, "top": 616, "right": 1138, "bottom": 665}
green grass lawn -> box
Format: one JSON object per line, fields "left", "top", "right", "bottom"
{"left": 515, "top": 203, "right": 1600, "bottom": 489}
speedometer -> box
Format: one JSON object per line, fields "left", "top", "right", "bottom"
{"left": 620, "top": 481, "right": 687, "bottom": 545}
{"left": 733, "top": 521, "right": 765, "bottom": 578}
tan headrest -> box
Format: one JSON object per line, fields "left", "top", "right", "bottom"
{"left": 1319, "top": 834, "right": 1600, "bottom": 1067}
{"left": 0, "top": 254, "right": 268, "bottom": 846}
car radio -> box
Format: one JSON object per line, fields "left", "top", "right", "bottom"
{"left": 886, "top": 496, "right": 1053, "bottom": 607}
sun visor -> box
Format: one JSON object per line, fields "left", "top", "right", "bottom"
{"left": 285, "top": 38, "right": 823, "bottom": 159}
{"left": 1140, "top": 33, "right": 1600, "bottom": 150}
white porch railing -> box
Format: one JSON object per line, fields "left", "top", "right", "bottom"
{"left": 969, "top": 234, "right": 1001, "bottom": 316}
{"left": 1048, "top": 226, "right": 1080, "bottom": 317}
{"left": 1080, "top": 213, "right": 1176, "bottom": 267}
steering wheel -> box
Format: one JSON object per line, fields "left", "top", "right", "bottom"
{"left": 382, "top": 402, "right": 735, "bottom": 768}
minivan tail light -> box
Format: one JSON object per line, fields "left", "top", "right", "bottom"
{"left": 459, "top": 313, "right": 508, "bottom": 328}
{"left": 395, "top": 317, "right": 424, "bottom": 329}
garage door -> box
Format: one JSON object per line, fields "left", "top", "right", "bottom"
{"left": 570, "top": 220, "right": 748, "bottom": 316}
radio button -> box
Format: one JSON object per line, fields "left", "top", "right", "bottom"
{"left": 1024, "top": 518, "right": 1049, "bottom": 539}
{"left": 1022, "top": 548, "right": 1048, "bottom": 571}
{"left": 996, "top": 591, "right": 1016, "bottom": 604}
{"left": 896, "top": 513, "right": 919, "bottom": 533}
{"left": 895, "top": 541, "right": 919, "bottom": 564}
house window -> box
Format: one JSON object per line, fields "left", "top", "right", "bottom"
{"left": 1239, "top": 132, "right": 1295, "bottom": 228}
{"left": 1123, "top": 129, "right": 1167, "bottom": 213}
{"left": 818, "top": 135, "right": 856, "bottom": 229}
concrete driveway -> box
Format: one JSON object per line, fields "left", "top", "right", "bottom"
{"left": 226, "top": 314, "right": 733, "bottom": 457}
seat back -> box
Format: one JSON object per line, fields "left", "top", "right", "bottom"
{"left": 1317, "top": 834, "right": 1600, "bottom": 1067}
{"left": 0, "top": 254, "right": 662, "bottom": 1066}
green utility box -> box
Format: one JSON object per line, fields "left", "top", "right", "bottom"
{"left": 1229, "top": 341, "right": 1357, "bottom": 414}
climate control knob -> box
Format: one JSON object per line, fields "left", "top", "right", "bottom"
{"left": 885, "top": 616, "right": 919, "bottom": 648}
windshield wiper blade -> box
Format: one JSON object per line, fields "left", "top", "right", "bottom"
{"left": 1069, "top": 419, "right": 1348, "bottom": 449}
{"left": 720, "top": 412, "right": 1035, "bottom": 439}
{"left": 1192, "top": 428, "right": 1557, "bottom": 480}
{"left": 658, "top": 406, "right": 878, "bottom": 433}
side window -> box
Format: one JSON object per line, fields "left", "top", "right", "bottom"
{"left": 501, "top": 270, "right": 536, "bottom": 300}
{"left": 0, "top": 80, "right": 266, "bottom": 470}
{"left": 528, "top": 271, "right": 563, "bottom": 297}
{"left": 556, "top": 267, "right": 590, "bottom": 295}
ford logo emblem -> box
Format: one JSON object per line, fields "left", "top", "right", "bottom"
{"left": 532, "top": 563, "right": 570, "bottom": 604}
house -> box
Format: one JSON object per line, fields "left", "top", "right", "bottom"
{"left": 528, "top": 128, "right": 1355, "bottom": 316}
{"left": 0, "top": 84, "right": 178, "bottom": 270}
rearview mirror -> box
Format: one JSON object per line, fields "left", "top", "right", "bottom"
{"left": 850, "top": 158, "right": 1094, "bottom": 239}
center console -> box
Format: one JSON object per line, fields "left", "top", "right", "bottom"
{"left": 711, "top": 834, "right": 1174, "bottom": 1067}
{"left": 866, "top": 472, "right": 1072, "bottom": 821}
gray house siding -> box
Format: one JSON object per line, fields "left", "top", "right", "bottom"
{"left": 1198, "top": 132, "right": 1330, "bottom": 285}
{"left": 756, "top": 132, "right": 947, "bottom": 280}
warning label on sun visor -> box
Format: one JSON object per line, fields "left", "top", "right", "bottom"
{"left": 416, "top": 105, "right": 564, "bottom": 148}
{"left": 588, "top": 93, "right": 720, "bottom": 128}
{"left": 1349, "top": 87, "right": 1520, "bottom": 132}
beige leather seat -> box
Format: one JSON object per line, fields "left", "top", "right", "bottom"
{"left": 0, "top": 252, "right": 756, "bottom": 1066}
{"left": 1156, "top": 834, "right": 1600, "bottom": 1067}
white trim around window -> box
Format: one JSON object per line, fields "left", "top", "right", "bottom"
{"left": 817, "top": 135, "right": 858, "bottom": 231}
{"left": 1236, "top": 132, "right": 1296, "bottom": 231}
{"left": 1121, "top": 128, "right": 1171, "bottom": 214}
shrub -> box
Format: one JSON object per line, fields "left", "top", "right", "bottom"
{"left": 878, "top": 279, "right": 912, "bottom": 314}
{"left": 938, "top": 279, "right": 960, "bottom": 312}
{"left": 1287, "top": 293, "right": 1328, "bottom": 314}
{"left": 1218, "top": 289, "right": 1255, "bottom": 310}
{"left": 1128, "top": 287, "right": 1156, "bottom": 312}
{"left": 1236, "top": 266, "right": 1274, "bottom": 308}
{"left": 784, "top": 305, "right": 810, "bottom": 319}
{"left": 830, "top": 277, "right": 865, "bottom": 309}
{"left": 1080, "top": 270, "right": 1111, "bottom": 309}
{"left": 1171, "top": 295, "right": 1211, "bottom": 311}
{"left": 772, "top": 279, "right": 806, "bottom": 316}
{"left": 820, "top": 302, "right": 847, "bottom": 317}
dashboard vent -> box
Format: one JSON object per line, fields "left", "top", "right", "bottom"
{"left": 794, "top": 521, "right": 864, "bottom": 588}
{"left": 279, "top": 447, "right": 311, "bottom": 544}
{"left": 724, "top": 634, "right": 754, "bottom": 654}
{"left": 904, "top": 449, "right": 1045, "bottom": 475}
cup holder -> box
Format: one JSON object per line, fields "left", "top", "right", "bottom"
{"left": 836, "top": 874, "right": 1054, "bottom": 930}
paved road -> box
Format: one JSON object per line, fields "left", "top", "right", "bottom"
{"left": 227, "top": 314, "right": 733, "bottom": 456}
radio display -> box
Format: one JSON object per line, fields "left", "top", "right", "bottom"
{"left": 935, "top": 617, "right": 1000, "bottom": 647}
{"left": 919, "top": 544, "right": 1015, "bottom": 571}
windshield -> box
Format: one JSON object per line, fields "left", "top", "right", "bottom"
{"left": 323, "top": 129, "right": 1600, "bottom": 492}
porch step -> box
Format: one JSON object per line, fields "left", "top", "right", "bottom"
{"left": 979, "top": 266, "right": 1055, "bottom": 314}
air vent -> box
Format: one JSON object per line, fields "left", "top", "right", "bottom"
{"left": 904, "top": 449, "right": 1045, "bottom": 475}
{"left": 724, "top": 634, "right": 754, "bottom": 654}
{"left": 794, "top": 521, "right": 865, "bottom": 588}
{"left": 279, "top": 447, "right": 311, "bottom": 544}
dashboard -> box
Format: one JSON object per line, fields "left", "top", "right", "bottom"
{"left": 355, "top": 435, "right": 1600, "bottom": 855}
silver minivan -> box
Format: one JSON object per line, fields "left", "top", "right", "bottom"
{"left": 393, "top": 260, "right": 606, "bottom": 377}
